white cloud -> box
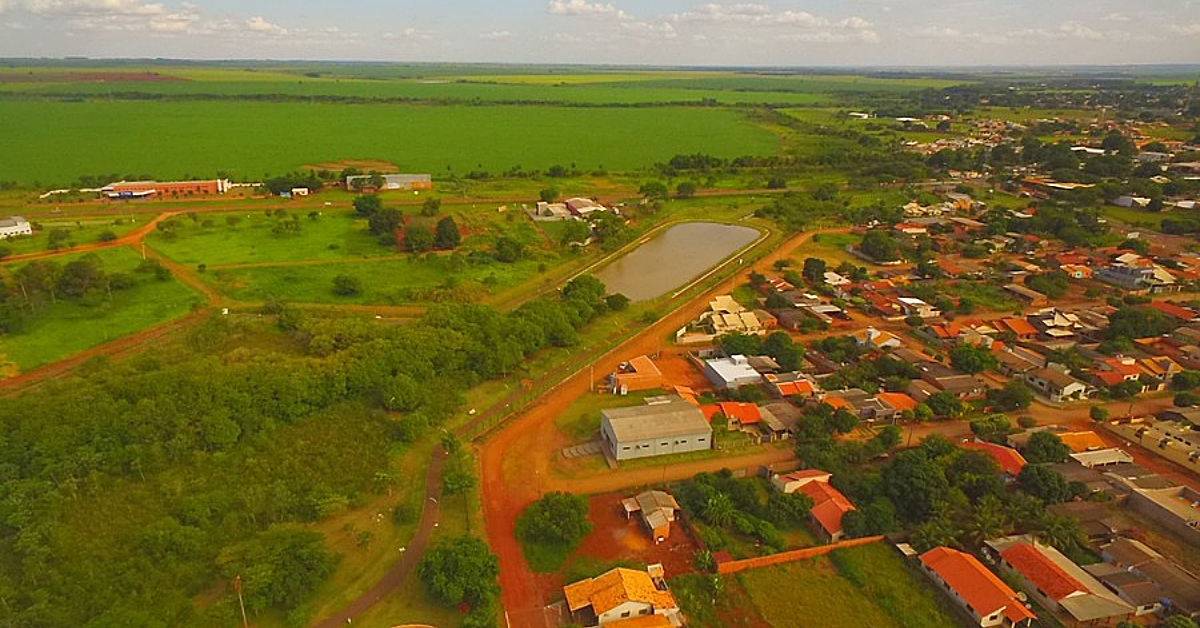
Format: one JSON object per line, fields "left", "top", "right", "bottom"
{"left": 1101, "top": 12, "right": 1129, "bottom": 22}
{"left": 1168, "top": 22, "right": 1200, "bottom": 35}
{"left": 481, "top": 30, "right": 511, "bottom": 40}
{"left": 2, "top": 19, "right": 28, "bottom": 28}
{"left": 244, "top": 15, "right": 284, "bottom": 35}
{"left": 670, "top": 3, "right": 877, "bottom": 43}
{"left": 546, "top": 0, "right": 629, "bottom": 19}
{"left": 1058, "top": 21, "right": 1101, "bottom": 40}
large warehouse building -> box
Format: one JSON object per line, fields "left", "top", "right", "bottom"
{"left": 600, "top": 396, "right": 712, "bottom": 462}
{"left": 102, "top": 179, "right": 232, "bottom": 198}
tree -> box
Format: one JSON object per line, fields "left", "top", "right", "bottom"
{"left": 802, "top": 257, "right": 827, "bottom": 285}
{"left": 1019, "top": 465, "right": 1072, "bottom": 504}
{"left": 950, "top": 344, "right": 997, "bottom": 374}
{"left": 1175, "top": 391, "right": 1200, "bottom": 407}
{"left": 405, "top": 227, "right": 435, "bottom": 253}
{"left": 495, "top": 236, "right": 525, "bottom": 263}
{"left": 434, "top": 216, "right": 461, "bottom": 249}
{"left": 925, "top": 392, "right": 965, "bottom": 419}
{"left": 970, "top": 414, "right": 1014, "bottom": 444}
{"left": 883, "top": 449, "right": 950, "bottom": 522}
{"left": 859, "top": 229, "right": 901, "bottom": 262}
{"left": 675, "top": 181, "right": 697, "bottom": 199}
{"left": 216, "top": 525, "right": 336, "bottom": 612}
{"left": 1089, "top": 405, "right": 1110, "bottom": 421}
{"left": 538, "top": 188, "right": 559, "bottom": 203}
{"left": 367, "top": 207, "right": 403, "bottom": 236}
{"left": 517, "top": 492, "right": 591, "bottom": 546}
{"left": 967, "top": 495, "right": 1010, "bottom": 544}
{"left": 417, "top": 536, "right": 500, "bottom": 608}
{"left": 353, "top": 194, "right": 382, "bottom": 217}
{"left": 332, "top": 275, "right": 362, "bottom": 297}
{"left": 605, "top": 294, "right": 630, "bottom": 311}
{"left": 703, "top": 493, "right": 735, "bottom": 527}
{"left": 1171, "top": 370, "right": 1200, "bottom": 391}
{"left": 559, "top": 220, "right": 591, "bottom": 245}
{"left": 1024, "top": 431, "right": 1070, "bottom": 464}
{"left": 719, "top": 332, "right": 762, "bottom": 357}
{"left": 421, "top": 197, "right": 442, "bottom": 217}
{"left": 1163, "top": 617, "right": 1199, "bottom": 628}
{"left": 988, "top": 381, "right": 1034, "bottom": 412}
{"left": 638, "top": 181, "right": 668, "bottom": 200}
{"left": 56, "top": 255, "right": 106, "bottom": 299}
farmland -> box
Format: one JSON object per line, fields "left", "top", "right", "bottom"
{"left": 0, "top": 100, "right": 779, "bottom": 185}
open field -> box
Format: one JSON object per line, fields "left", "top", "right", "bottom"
{"left": 733, "top": 543, "right": 964, "bottom": 628}
{"left": 0, "top": 101, "right": 779, "bottom": 185}
{"left": 0, "top": 247, "right": 203, "bottom": 372}
{"left": 0, "top": 213, "right": 154, "bottom": 256}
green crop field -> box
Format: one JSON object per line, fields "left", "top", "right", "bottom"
{"left": 1, "top": 247, "right": 202, "bottom": 371}
{"left": 0, "top": 100, "right": 779, "bottom": 185}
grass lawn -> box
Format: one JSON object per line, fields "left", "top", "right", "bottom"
{"left": 789, "top": 232, "right": 862, "bottom": 268}
{"left": 554, "top": 389, "right": 662, "bottom": 442}
{"left": 0, "top": 100, "right": 779, "bottom": 185}
{"left": 1, "top": 247, "right": 203, "bottom": 372}
{"left": 938, "top": 281, "right": 1020, "bottom": 313}
{"left": 1099, "top": 205, "right": 1167, "bottom": 231}
{"left": 145, "top": 210, "right": 394, "bottom": 266}
{"left": 203, "top": 254, "right": 552, "bottom": 305}
{"left": 736, "top": 543, "right": 963, "bottom": 628}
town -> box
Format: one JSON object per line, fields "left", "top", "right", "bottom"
{"left": 0, "top": 52, "right": 1198, "bottom": 628}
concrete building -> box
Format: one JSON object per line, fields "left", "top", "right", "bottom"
{"left": 702, "top": 355, "right": 763, "bottom": 389}
{"left": 919, "top": 546, "right": 1036, "bottom": 627}
{"left": 1024, "top": 367, "right": 1092, "bottom": 403}
{"left": 608, "top": 356, "right": 665, "bottom": 395}
{"left": 600, "top": 397, "right": 712, "bottom": 462}
{"left": 103, "top": 179, "right": 231, "bottom": 198}
{"left": 0, "top": 216, "right": 32, "bottom": 239}
{"left": 1125, "top": 485, "right": 1200, "bottom": 546}
{"left": 345, "top": 173, "right": 432, "bottom": 191}
{"left": 770, "top": 469, "right": 855, "bottom": 541}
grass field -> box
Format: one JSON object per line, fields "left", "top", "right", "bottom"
{"left": 734, "top": 543, "right": 964, "bottom": 628}
{"left": 0, "top": 247, "right": 203, "bottom": 371}
{"left": 0, "top": 100, "right": 779, "bottom": 185}
{"left": 0, "top": 213, "right": 152, "bottom": 256}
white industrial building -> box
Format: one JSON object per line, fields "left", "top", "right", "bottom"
{"left": 600, "top": 396, "right": 712, "bottom": 462}
{"left": 0, "top": 216, "right": 32, "bottom": 239}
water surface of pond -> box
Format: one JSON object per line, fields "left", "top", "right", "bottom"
{"left": 595, "top": 222, "right": 760, "bottom": 301}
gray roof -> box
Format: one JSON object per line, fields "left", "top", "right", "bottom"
{"left": 1103, "top": 537, "right": 1161, "bottom": 568}
{"left": 0, "top": 216, "right": 28, "bottom": 228}
{"left": 759, "top": 401, "right": 803, "bottom": 432}
{"left": 1138, "top": 560, "right": 1200, "bottom": 613}
{"left": 602, "top": 400, "right": 711, "bottom": 443}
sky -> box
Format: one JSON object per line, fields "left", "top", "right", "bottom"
{"left": 0, "top": 0, "right": 1198, "bottom": 66}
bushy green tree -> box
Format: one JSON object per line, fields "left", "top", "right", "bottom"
{"left": 418, "top": 536, "right": 500, "bottom": 608}
{"left": 517, "top": 492, "right": 591, "bottom": 546}
{"left": 1024, "top": 431, "right": 1070, "bottom": 464}
{"left": 216, "top": 525, "right": 336, "bottom": 613}
{"left": 434, "top": 216, "right": 461, "bottom": 249}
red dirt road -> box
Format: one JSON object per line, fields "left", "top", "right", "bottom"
{"left": 478, "top": 228, "right": 844, "bottom": 627}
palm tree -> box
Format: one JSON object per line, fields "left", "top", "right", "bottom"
{"left": 967, "top": 496, "right": 1010, "bottom": 545}
{"left": 704, "top": 493, "right": 735, "bottom": 527}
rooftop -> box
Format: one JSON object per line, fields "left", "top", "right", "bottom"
{"left": 920, "top": 547, "right": 1036, "bottom": 624}
{"left": 563, "top": 568, "right": 678, "bottom": 616}
{"left": 602, "top": 398, "right": 712, "bottom": 443}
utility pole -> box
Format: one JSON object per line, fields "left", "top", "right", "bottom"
{"left": 234, "top": 575, "right": 249, "bottom": 628}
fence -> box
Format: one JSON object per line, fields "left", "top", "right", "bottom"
{"left": 715, "top": 535, "right": 885, "bottom": 575}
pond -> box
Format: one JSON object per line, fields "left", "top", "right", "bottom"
{"left": 594, "top": 221, "right": 761, "bottom": 302}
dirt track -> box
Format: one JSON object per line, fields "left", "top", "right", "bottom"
{"left": 477, "top": 228, "right": 844, "bottom": 626}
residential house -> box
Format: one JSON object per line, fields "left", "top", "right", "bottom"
{"left": 609, "top": 356, "right": 666, "bottom": 395}
{"left": 1096, "top": 256, "right": 1181, "bottom": 294}
{"left": 1069, "top": 448, "right": 1134, "bottom": 468}
{"left": 961, "top": 440, "right": 1028, "bottom": 478}
{"left": 764, "top": 372, "right": 820, "bottom": 399}
{"left": 772, "top": 470, "right": 856, "bottom": 542}
{"left": 995, "top": 347, "right": 1043, "bottom": 378}
{"left": 1082, "top": 563, "right": 1165, "bottom": 617}
{"left": 1048, "top": 502, "right": 1127, "bottom": 542}
{"left": 1024, "top": 367, "right": 1092, "bottom": 403}
{"left": 621, "top": 491, "right": 681, "bottom": 544}
{"left": 898, "top": 297, "right": 941, "bottom": 319}
{"left": 1004, "top": 284, "right": 1049, "bottom": 307}
{"left": 996, "top": 318, "right": 1040, "bottom": 341}
{"left": 563, "top": 566, "right": 681, "bottom": 627}
{"left": 1125, "top": 486, "right": 1200, "bottom": 546}
{"left": 758, "top": 401, "right": 803, "bottom": 442}
{"left": 600, "top": 397, "right": 713, "bottom": 462}
{"left": 1136, "top": 559, "right": 1200, "bottom": 620}
{"left": 706, "top": 402, "right": 761, "bottom": 432}
{"left": 565, "top": 197, "right": 608, "bottom": 218}
{"left": 918, "top": 362, "right": 988, "bottom": 400}
{"left": 876, "top": 392, "right": 919, "bottom": 418}
{"left": 1148, "top": 301, "right": 1197, "bottom": 322}
{"left": 823, "top": 271, "right": 851, "bottom": 287}
{"left": 1088, "top": 357, "right": 1148, "bottom": 392}
{"left": 862, "top": 291, "right": 906, "bottom": 320}
{"left": 987, "top": 536, "right": 1135, "bottom": 626}
{"left": 919, "top": 547, "right": 1036, "bottom": 628}
{"left": 852, "top": 327, "right": 903, "bottom": 351}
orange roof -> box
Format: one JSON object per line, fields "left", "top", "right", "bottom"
{"left": 961, "top": 440, "right": 1027, "bottom": 476}
{"left": 776, "top": 380, "right": 816, "bottom": 396}
{"left": 563, "top": 568, "right": 678, "bottom": 615}
{"left": 1148, "top": 301, "right": 1197, "bottom": 321}
{"left": 798, "top": 480, "right": 855, "bottom": 537}
{"left": 1090, "top": 370, "right": 1127, "bottom": 386}
{"left": 719, "top": 402, "right": 761, "bottom": 425}
{"left": 699, "top": 404, "right": 722, "bottom": 421}
{"left": 824, "top": 397, "right": 852, "bottom": 411}
{"left": 876, "top": 392, "right": 918, "bottom": 412}
{"left": 999, "top": 318, "right": 1038, "bottom": 337}
{"left": 1057, "top": 431, "right": 1107, "bottom": 453}
{"left": 1000, "top": 543, "right": 1086, "bottom": 602}
{"left": 920, "top": 547, "right": 1036, "bottom": 624}
{"left": 604, "top": 616, "right": 674, "bottom": 628}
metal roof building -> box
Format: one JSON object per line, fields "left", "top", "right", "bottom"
{"left": 601, "top": 397, "right": 712, "bottom": 461}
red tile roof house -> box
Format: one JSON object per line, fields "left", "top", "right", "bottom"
{"left": 770, "top": 470, "right": 855, "bottom": 542}
{"left": 700, "top": 402, "right": 762, "bottom": 433}
{"left": 1148, "top": 300, "right": 1198, "bottom": 322}
{"left": 920, "top": 547, "right": 1036, "bottom": 627}
{"left": 961, "top": 439, "right": 1028, "bottom": 478}
{"left": 988, "top": 536, "right": 1135, "bottom": 626}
